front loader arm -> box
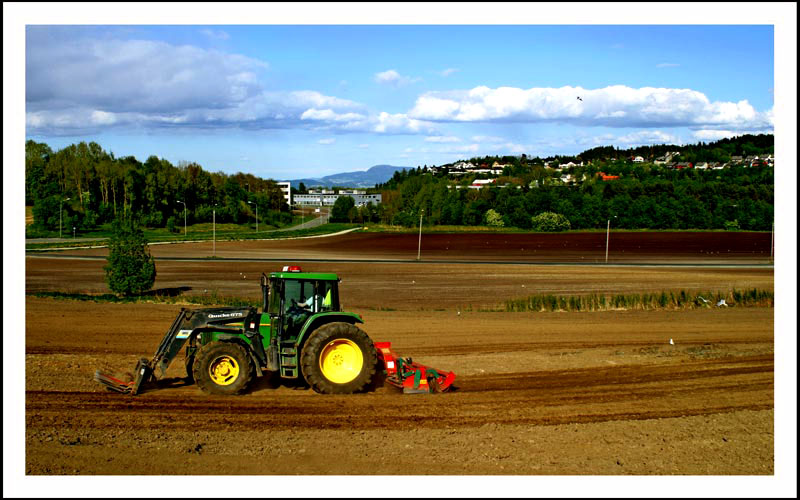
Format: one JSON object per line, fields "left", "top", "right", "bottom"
{"left": 95, "top": 306, "right": 255, "bottom": 395}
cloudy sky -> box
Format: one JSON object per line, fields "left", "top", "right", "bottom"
{"left": 25, "top": 22, "right": 774, "bottom": 179}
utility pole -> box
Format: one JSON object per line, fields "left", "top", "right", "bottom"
{"left": 177, "top": 200, "right": 187, "bottom": 236}
{"left": 60, "top": 197, "right": 71, "bottom": 239}
{"left": 248, "top": 201, "right": 258, "bottom": 233}
{"left": 417, "top": 210, "right": 423, "bottom": 261}
{"left": 605, "top": 216, "right": 616, "bottom": 263}
{"left": 213, "top": 207, "right": 216, "bottom": 257}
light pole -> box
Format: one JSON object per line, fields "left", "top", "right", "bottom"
{"left": 73, "top": 226, "right": 76, "bottom": 239}
{"left": 605, "top": 216, "right": 617, "bottom": 263}
{"left": 177, "top": 200, "right": 187, "bottom": 236}
{"left": 213, "top": 206, "right": 216, "bottom": 257}
{"left": 248, "top": 201, "right": 258, "bottom": 233}
{"left": 417, "top": 210, "right": 424, "bottom": 261}
{"left": 60, "top": 197, "right": 71, "bottom": 239}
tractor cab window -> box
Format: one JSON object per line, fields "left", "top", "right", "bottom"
{"left": 316, "top": 281, "right": 338, "bottom": 312}
{"left": 283, "top": 279, "right": 315, "bottom": 314}
{"left": 282, "top": 279, "right": 315, "bottom": 335}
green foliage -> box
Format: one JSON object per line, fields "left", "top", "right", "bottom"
{"left": 103, "top": 218, "right": 157, "bottom": 296}
{"left": 505, "top": 288, "right": 773, "bottom": 312}
{"left": 25, "top": 140, "right": 293, "bottom": 234}
{"left": 531, "top": 212, "right": 571, "bottom": 232}
{"left": 330, "top": 195, "right": 356, "bottom": 222}
{"left": 166, "top": 216, "right": 178, "bottom": 233}
{"left": 484, "top": 209, "right": 505, "bottom": 227}
{"left": 724, "top": 219, "right": 740, "bottom": 231}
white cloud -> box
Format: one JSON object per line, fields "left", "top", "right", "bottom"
{"left": 424, "top": 135, "right": 461, "bottom": 143}
{"left": 656, "top": 62, "right": 680, "bottom": 68}
{"left": 200, "top": 29, "right": 230, "bottom": 40}
{"left": 24, "top": 32, "right": 438, "bottom": 137}
{"left": 692, "top": 129, "right": 772, "bottom": 141}
{"left": 407, "top": 85, "right": 772, "bottom": 131}
{"left": 439, "top": 68, "right": 459, "bottom": 77}
{"left": 436, "top": 144, "right": 480, "bottom": 154}
{"left": 374, "top": 69, "right": 421, "bottom": 87}
{"left": 471, "top": 135, "right": 505, "bottom": 143}
{"left": 357, "top": 143, "right": 369, "bottom": 149}
{"left": 372, "top": 112, "right": 433, "bottom": 134}
{"left": 615, "top": 130, "right": 682, "bottom": 145}
{"left": 318, "top": 138, "right": 335, "bottom": 145}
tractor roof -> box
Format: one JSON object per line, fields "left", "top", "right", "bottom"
{"left": 269, "top": 271, "right": 339, "bottom": 281}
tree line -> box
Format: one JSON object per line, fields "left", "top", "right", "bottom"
{"left": 26, "top": 140, "right": 291, "bottom": 233}
{"left": 372, "top": 134, "right": 774, "bottom": 230}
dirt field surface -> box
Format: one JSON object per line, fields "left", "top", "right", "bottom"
{"left": 46, "top": 230, "right": 772, "bottom": 264}
{"left": 21, "top": 231, "right": 777, "bottom": 479}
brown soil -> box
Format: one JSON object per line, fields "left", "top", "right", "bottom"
{"left": 22, "top": 232, "right": 775, "bottom": 476}
{"left": 52, "top": 230, "right": 772, "bottom": 263}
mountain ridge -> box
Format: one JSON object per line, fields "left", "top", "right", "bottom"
{"left": 283, "top": 164, "right": 412, "bottom": 188}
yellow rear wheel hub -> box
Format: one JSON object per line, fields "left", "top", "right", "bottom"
{"left": 208, "top": 355, "right": 240, "bottom": 386}
{"left": 319, "top": 339, "right": 363, "bottom": 384}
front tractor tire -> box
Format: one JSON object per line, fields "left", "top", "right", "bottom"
{"left": 193, "top": 342, "right": 253, "bottom": 395}
{"left": 301, "top": 322, "right": 377, "bottom": 394}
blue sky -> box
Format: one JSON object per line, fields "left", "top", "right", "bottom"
{"left": 25, "top": 24, "right": 775, "bottom": 179}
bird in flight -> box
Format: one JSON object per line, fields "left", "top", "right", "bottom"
{"left": 577, "top": 96, "right": 583, "bottom": 101}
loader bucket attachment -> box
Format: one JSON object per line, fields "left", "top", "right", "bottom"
{"left": 94, "top": 358, "right": 153, "bottom": 395}
{"left": 374, "top": 342, "right": 455, "bottom": 394}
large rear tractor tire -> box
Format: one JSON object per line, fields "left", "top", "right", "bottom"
{"left": 193, "top": 342, "right": 253, "bottom": 395}
{"left": 300, "top": 322, "right": 377, "bottom": 394}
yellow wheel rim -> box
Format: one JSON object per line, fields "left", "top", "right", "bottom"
{"left": 208, "top": 355, "right": 240, "bottom": 386}
{"left": 319, "top": 339, "right": 364, "bottom": 384}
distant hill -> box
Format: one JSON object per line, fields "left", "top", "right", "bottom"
{"left": 284, "top": 164, "right": 413, "bottom": 188}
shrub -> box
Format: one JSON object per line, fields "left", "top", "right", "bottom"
{"left": 531, "top": 212, "right": 571, "bottom": 232}
{"left": 104, "top": 218, "right": 157, "bottom": 296}
{"left": 724, "top": 219, "right": 740, "bottom": 231}
{"left": 166, "top": 216, "right": 178, "bottom": 233}
{"left": 484, "top": 209, "right": 505, "bottom": 227}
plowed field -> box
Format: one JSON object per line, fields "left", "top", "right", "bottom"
{"left": 22, "top": 231, "right": 775, "bottom": 477}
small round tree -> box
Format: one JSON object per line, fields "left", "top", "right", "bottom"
{"left": 531, "top": 212, "right": 571, "bottom": 232}
{"left": 104, "top": 217, "right": 157, "bottom": 296}
{"left": 484, "top": 209, "right": 505, "bottom": 227}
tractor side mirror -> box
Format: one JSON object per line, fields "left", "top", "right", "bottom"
{"left": 260, "top": 273, "right": 269, "bottom": 312}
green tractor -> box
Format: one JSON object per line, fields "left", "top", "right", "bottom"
{"left": 95, "top": 266, "right": 455, "bottom": 395}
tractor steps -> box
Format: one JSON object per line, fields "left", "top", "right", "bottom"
{"left": 279, "top": 345, "right": 298, "bottom": 378}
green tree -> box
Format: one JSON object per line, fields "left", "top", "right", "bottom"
{"left": 104, "top": 218, "right": 157, "bottom": 296}
{"left": 531, "top": 212, "right": 571, "bottom": 232}
{"left": 330, "top": 195, "right": 356, "bottom": 222}
{"left": 484, "top": 209, "right": 505, "bottom": 227}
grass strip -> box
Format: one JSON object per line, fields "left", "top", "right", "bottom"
{"left": 504, "top": 288, "right": 773, "bottom": 312}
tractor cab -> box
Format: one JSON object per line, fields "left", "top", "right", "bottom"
{"left": 261, "top": 266, "right": 341, "bottom": 340}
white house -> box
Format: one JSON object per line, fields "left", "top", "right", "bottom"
{"left": 469, "top": 179, "right": 496, "bottom": 189}
{"left": 632, "top": 156, "right": 645, "bottom": 163}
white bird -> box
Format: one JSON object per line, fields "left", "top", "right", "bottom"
{"left": 457, "top": 311, "right": 461, "bottom": 316}
{"left": 669, "top": 338, "right": 674, "bottom": 345}
{"left": 716, "top": 299, "right": 728, "bottom": 307}
{"left": 697, "top": 295, "right": 710, "bottom": 304}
